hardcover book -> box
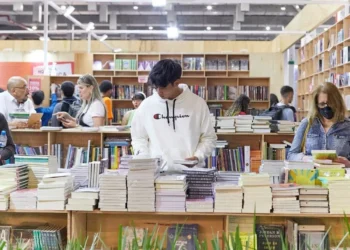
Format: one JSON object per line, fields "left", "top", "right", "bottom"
{"left": 166, "top": 224, "right": 198, "bottom": 250}
{"left": 256, "top": 224, "right": 284, "bottom": 250}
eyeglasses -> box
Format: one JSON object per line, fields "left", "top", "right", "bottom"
{"left": 14, "top": 85, "right": 28, "bottom": 90}
{"left": 317, "top": 102, "right": 328, "bottom": 108}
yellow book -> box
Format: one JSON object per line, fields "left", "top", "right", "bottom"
{"left": 288, "top": 169, "right": 318, "bottom": 185}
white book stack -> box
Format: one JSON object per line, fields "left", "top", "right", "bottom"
{"left": 240, "top": 173, "right": 272, "bottom": 213}
{"left": 217, "top": 117, "right": 235, "bottom": 133}
{"left": 88, "top": 162, "right": 103, "bottom": 188}
{"left": 284, "top": 161, "right": 314, "bottom": 170}
{"left": 214, "top": 182, "right": 242, "bottom": 213}
{"left": 119, "top": 156, "right": 133, "bottom": 169}
{"left": 299, "top": 186, "right": 329, "bottom": 214}
{"left": 0, "top": 184, "right": 17, "bottom": 211}
{"left": 66, "top": 188, "right": 99, "bottom": 211}
{"left": 186, "top": 198, "right": 214, "bottom": 212}
{"left": 71, "top": 164, "right": 89, "bottom": 187}
{"left": 259, "top": 160, "right": 285, "bottom": 184}
{"left": 272, "top": 184, "right": 300, "bottom": 213}
{"left": 0, "top": 164, "right": 29, "bottom": 190}
{"left": 99, "top": 169, "right": 128, "bottom": 211}
{"left": 155, "top": 175, "right": 187, "bottom": 212}
{"left": 127, "top": 157, "right": 160, "bottom": 212}
{"left": 210, "top": 114, "right": 216, "bottom": 128}
{"left": 37, "top": 173, "right": 74, "bottom": 210}
{"left": 234, "top": 115, "right": 253, "bottom": 133}
{"left": 326, "top": 178, "right": 350, "bottom": 214}
{"left": 277, "top": 121, "right": 295, "bottom": 133}
{"left": 252, "top": 116, "right": 271, "bottom": 134}
{"left": 9, "top": 188, "right": 37, "bottom": 210}
{"left": 215, "top": 171, "right": 241, "bottom": 184}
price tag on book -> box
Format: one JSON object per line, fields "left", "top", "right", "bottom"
{"left": 138, "top": 76, "right": 148, "bottom": 84}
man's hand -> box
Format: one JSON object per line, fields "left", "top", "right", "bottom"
{"left": 183, "top": 156, "right": 199, "bottom": 168}
{"left": 334, "top": 156, "right": 350, "bottom": 167}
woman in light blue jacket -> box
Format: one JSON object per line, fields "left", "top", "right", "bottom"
{"left": 287, "top": 82, "right": 350, "bottom": 167}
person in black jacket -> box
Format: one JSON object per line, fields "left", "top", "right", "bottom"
{"left": 0, "top": 113, "right": 15, "bottom": 162}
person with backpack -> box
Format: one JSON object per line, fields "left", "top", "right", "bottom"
{"left": 32, "top": 84, "right": 58, "bottom": 126}
{"left": 287, "top": 82, "right": 350, "bottom": 166}
{"left": 51, "top": 81, "right": 80, "bottom": 128}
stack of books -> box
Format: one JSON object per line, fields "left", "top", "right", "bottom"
{"left": 9, "top": 189, "right": 37, "bottom": 210}
{"left": 70, "top": 164, "right": 89, "bottom": 187}
{"left": 99, "top": 169, "right": 128, "bottom": 211}
{"left": 234, "top": 116, "right": 253, "bottom": 133}
{"left": 259, "top": 160, "right": 285, "bottom": 184}
{"left": 264, "top": 143, "right": 288, "bottom": 161}
{"left": 298, "top": 225, "right": 328, "bottom": 250}
{"left": 88, "top": 161, "right": 103, "bottom": 188}
{"left": 214, "top": 182, "right": 243, "bottom": 213}
{"left": 272, "top": 184, "right": 300, "bottom": 213}
{"left": 127, "top": 158, "right": 160, "bottom": 212}
{"left": 66, "top": 188, "right": 99, "bottom": 211}
{"left": 37, "top": 173, "right": 74, "bottom": 210}
{"left": 155, "top": 175, "right": 187, "bottom": 212}
{"left": 318, "top": 177, "right": 348, "bottom": 214}
{"left": 240, "top": 173, "right": 272, "bottom": 213}
{"left": 270, "top": 120, "right": 295, "bottom": 133}
{"left": 0, "top": 164, "right": 29, "bottom": 190}
{"left": 0, "top": 184, "right": 17, "bottom": 210}
{"left": 215, "top": 171, "right": 241, "bottom": 184}
{"left": 299, "top": 186, "right": 329, "bottom": 214}
{"left": 184, "top": 169, "right": 215, "bottom": 212}
{"left": 252, "top": 116, "right": 271, "bottom": 133}
{"left": 216, "top": 117, "right": 235, "bottom": 133}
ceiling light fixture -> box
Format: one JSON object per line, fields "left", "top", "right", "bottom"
{"left": 133, "top": 6, "right": 138, "bottom": 10}
{"left": 149, "top": 26, "right": 153, "bottom": 30}
{"left": 100, "top": 34, "right": 108, "bottom": 41}
{"left": 60, "top": 5, "right": 66, "bottom": 11}
{"left": 324, "top": 27, "right": 328, "bottom": 31}
{"left": 281, "top": 6, "right": 286, "bottom": 11}
{"left": 295, "top": 5, "right": 300, "bottom": 9}
{"left": 27, "top": 28, "right": 33, "bottom": 31}
{"left": 39, "top": 36, "right": 50, "bottom": 41}
{"left": 152, "top": 0, "right": 166, "bottom": 7}
{"left": 207, "top": 26, "right": 211, "bottom": 31}
{"left": 32, "top": 26, "right": 37, "bottom": 30}
{"left": 167, "top": 26, "right": 179, "bottom": 39}
{"left": 207, "top": 5, "right": 213, "bottom": 11}
{"left": 86, "top": 22, "right": 95, "bottom": 31}
{"left": 114, "top": 48, "right": 122, "bottom": 53}
{"left": 266, "top": 26, "right": 271, "bottom": 31}
{"left": 64, "top": 6, "right": 75, "bottom": 17}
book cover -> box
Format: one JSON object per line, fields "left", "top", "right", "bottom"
{"left": 256, "top": 224, "right": 284, "bottom": 250}
{"left": 298, "top": 231, "right": 328, "bottom": 250}
{"left": 166, "top": 224, "right": 198, "bottom": 250}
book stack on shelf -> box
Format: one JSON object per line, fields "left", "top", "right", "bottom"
{"left": 115, "top": 59, "right": 137, "bottom": 70}
{"left": 183, "top": 57, "right": 204, "bottom": 70}
{"left": 259, "top": 160, "right": 285, "bottom": 184}
{"left": 270, "top": 120, "right": 295, "bottom": 133}
{"left": 239, "top": 86, "right": 268, "bottom": 101}
{"left": 112, "top": 85, "right": 143, "bottom": 100}
{"left": 112, "top": 108, "right": 133, "bottom": 124}
{"left": 0, "top": 184, "right": 17, "bottom": 210}
{"left": 215, "top": 171, "right": 241, "bottom": 184}
{"left": 214, "top": 182, "right": 243, "bottom": 213}
{"left": 320, "top": 178, "right": 350, "bottom": 214}
{"left": 228, "top": 59, "right": 249, "bottom": 71}
{"left": 184, "top": 168, "right": 215, "bottom": 212}
{"left": 37, "top": 173, "right": 74, "bottom": 210}
{"left": 188, "top": 85, "right": 206, "bottom": 99}
{"left": 70, "top": 164, "right": 89, "bottom": 187}
{"left": 99, "top": 169, "right": 128, "bottom": 212}
{"left": 138, "top": 60, "right": 158, "bottom": 71}
{"left": 9, "top": 188, "right": 37, "bottom": 210}
{"left": 88, "top": 161, "right": 103, "bottom": 188}
{"left": 299, "top": 186, "right": 329, "bottom": 214}
{"left": 271, "top": 184, "right": 300, "bottom": 214}
{"left": 66, "top": 188, "right": 99, "bottom": 211}
{"left": 205, "top": 59, "right": 227, "bottom": 70}
{"left": 235, "top": 115, "right": 253, "bottom": 133}
{"left": 103, "top": 137, "right": 132, "bottom": 169}
{"left": 263, "top": 143, "right": 288, "bottom": 161}
{"left": 252, "top": 116, "right": 271, "bottom": 133}
{"left": 216, "top": 117, "right": 235, "bottom": 133}
{"left": 240, "top": 173, "right": 272, "bottom": 213}
{"left": 127, "top": 158, "right": 160, "bottom": 212}
{"left": 155, "top": 175, "right": 187, "bottom": 212}
{"left": 0, "top": 164, "right": 29, "bottom": 190}
{"left": 207, "top": 85, "right": 236, "bottom": 100}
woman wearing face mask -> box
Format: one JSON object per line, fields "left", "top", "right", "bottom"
{"left": 121, "top": 92, "right": 146, "bottom": 126}
{"left": 55, "top": 74, "right": 106, "bottom": 128}
{"left": 287, "top": 82, "right": 350, "bottom": 166}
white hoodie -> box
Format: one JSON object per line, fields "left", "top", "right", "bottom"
{"left": 131, "top": 84, "right": 217, "bottom": 171}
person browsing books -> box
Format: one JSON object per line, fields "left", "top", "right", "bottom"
{"left": 32, "top": 84, "right": 58, "bottom": 126}
{"left": 0, "top": 113, "right": 15, "bottom": 163}
{"left": 55, "top": 74, "right": 106, "bottom": 128}
{"left": 99, "top": 80, "right": 114, "bottom": 125}
{"left": 276, "top": 86, "right": 296, "bottom": 122}
{"left": 287, "top": 82, "right": 350, "bottom": 167}
{"left": 224, "top": 94, "right": 250, "bottom": 116}
{"left": 131, "top": 59, "right": 217, "bottom": 171}
{"left": 122, "top": 92, "right": 146, "bottom": 126}
{"left": 0, "top": 76, "right": 36, "bottom": 128}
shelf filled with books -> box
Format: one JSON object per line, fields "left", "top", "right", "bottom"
{"left": 298, "top": 14, "right": 350, "bottom": 121}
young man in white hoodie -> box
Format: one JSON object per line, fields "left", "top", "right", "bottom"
{"left": 131, "top": 59, "right": 217, "bottom": 171}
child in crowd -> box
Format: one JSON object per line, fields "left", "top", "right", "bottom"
{"left": 32, "top": 84, "right": 58, "bottom": 126}
{"left": 99, "top": 80, "right": 114, "bottom": 125}
{"left": 122, "top": 92, "right": 146, "bottom": 126}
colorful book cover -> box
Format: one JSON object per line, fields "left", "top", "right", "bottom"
{"left": 288, "top": 169, "right": 318, "bottom": 185}
{"left": 318, "top": 168, "right": 345, "bottom": 178}
{"left": 166, "top": 224, "right": 198, "bottom": 250}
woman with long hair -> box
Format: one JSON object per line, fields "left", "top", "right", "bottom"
{"left": 288, "top": 82, "right": 350, "bottom": 166}
{"left": 225, "top": 94, "right": 250, "bottom": 116}
{"left": 55, "top": 74, "right": 106, "bottom": 127}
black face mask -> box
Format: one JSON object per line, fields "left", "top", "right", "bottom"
{"left": 319, "top": 106, "right": 334, "bottom": 120}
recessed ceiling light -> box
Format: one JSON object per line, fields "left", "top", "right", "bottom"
{"left": 207, "top": 5, "right": 213, "bottom": 11}
{"left": 149, "top": 26, "right": 153, "bottom": 30}
{"left": 281, "top": 6, "right": 286, "bottom": 11}
{"left": 133, "top": 6, "right": 138, "bottom": 10}
{"left": 266, "top": 26, "right": 270, "bottom": 31}
{"left": 32, "top": 26, "right": 37, "bottom": 30}
{"left": 206, "top": 26, "right": 211, "bottom": 31}
{"left": 295, "top": 5, "right": 300, "bottom": 9}
{"left": 60, "top": 5, "right": 66, "bottom": 11}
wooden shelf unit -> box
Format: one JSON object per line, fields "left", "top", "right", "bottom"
{"left": 298, "top": 14, "right": 350, "bottom": 121}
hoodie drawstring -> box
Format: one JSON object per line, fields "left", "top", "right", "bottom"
{"left": 165, "top": 100, "right": 177, "bottom": 131}
{"left": 173, "top": 99, "right": 177, "bottom": 131}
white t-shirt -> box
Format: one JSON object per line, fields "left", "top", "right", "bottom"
{"left": 0, "top": 91, "right": 36, "bottom": 122}
{"left": 81, "top": 100, "right": 105, "bottom": 127}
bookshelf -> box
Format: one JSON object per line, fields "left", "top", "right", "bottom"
{"left": 298, "top": 14, "right": 350, "bottom": 121}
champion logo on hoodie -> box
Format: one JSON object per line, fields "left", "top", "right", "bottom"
{"left": 153, "top": 113, "right": 190, "bottom": 120}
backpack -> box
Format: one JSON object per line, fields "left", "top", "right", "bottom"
{"left": 259, "top": 105, "right": 296, "bottom": 120}
{"left": 62, "top": 100, "right": 81, "bottom": 118}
